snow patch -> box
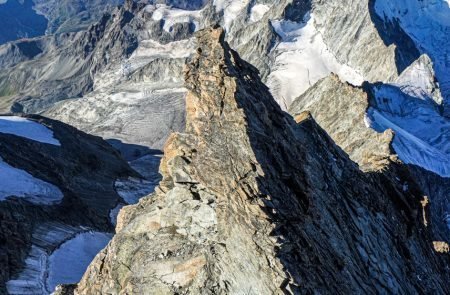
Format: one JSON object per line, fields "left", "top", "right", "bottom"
{"left": 0, "top": 116, "right": 60, "bottom": 146}
{"left": 267, "top": 14, "right": 364, "bottom": 109}
{"left": 0, "top": 157, "right": 64, "bottom": 204}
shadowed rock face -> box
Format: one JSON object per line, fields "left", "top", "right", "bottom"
{"left": 0, "top": 114, "right": 137, "bottom": 290}
{"left": 71, "top": 27, "right": 448, "bottom": 294}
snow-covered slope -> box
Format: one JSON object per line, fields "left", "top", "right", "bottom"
{"left": 366, "top": 58, "right": 450, "bottom": 177}
{"left": 0, "top": 116, "right": 63, "bottom": 203}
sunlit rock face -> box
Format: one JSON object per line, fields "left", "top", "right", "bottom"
{"left": 71, "top": 27, "right": 448, "bottom": 295}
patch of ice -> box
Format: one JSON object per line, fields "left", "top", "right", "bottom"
{"left": 0, "top": 156, "right": 64, "bottom": 204}
{"left": 46, "top": 232, "right": 112, "bottom": 291}
{"left": 267, "top": 14, "right": 364, "bottom": 109}
{"left": 0, "top": 116, "right": 60, "bottom": 145}
{"left": 6, "top": 223, "right": 110, "bottom": 295}
{"left": 250, "top": 4, "right": 270, "bottom": 23}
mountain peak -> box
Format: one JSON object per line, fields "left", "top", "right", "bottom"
{"left": 72, "top": 26, "right": 448, "bottom": 295}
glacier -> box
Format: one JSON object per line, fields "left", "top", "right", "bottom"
{"left": 6, "top": 223, "right": 111, "bottom": 295}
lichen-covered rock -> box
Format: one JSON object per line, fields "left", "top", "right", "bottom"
{"left": 74, "top": 27, "right": 448, "bottom": 294}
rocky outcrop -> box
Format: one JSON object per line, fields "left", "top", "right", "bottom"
{"left": 0, "top": 0, "right": 418, "bottom": 148}
{"left": 289, "top": 72, "right": 450, "bottom": 241}
{"left": 289, "top": 74, "right": 395, "bottom": 172}
{"left": 0, "top": 114, "right": 137, "bottom": 291}
{"left": 73, "top": 27, "right": 448, "bottom": 294}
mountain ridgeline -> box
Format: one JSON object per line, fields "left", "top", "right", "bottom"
{"left": 63, "top": 27, "right": 448, "bottom": 294}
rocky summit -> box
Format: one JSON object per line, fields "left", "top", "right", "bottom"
{"left": 65, "top": 28, "right": 448, "bottom": 294}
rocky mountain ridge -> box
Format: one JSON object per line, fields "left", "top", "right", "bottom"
{"left": 66, "top": 27, "right": 449, "bottom": 295}
{"left": 0, "top": 0, "right": 448, "bottom": 294}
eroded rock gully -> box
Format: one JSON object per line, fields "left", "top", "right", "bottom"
{"left": 71, "top": 27, "right": 448, "bottom": 294}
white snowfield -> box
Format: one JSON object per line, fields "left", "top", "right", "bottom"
{"left": 0, "top": 116, "right": 60, "bottom": 146}
{"left": 0, "top": 157, "right": 64, "bottom": 204}
{"left": 267, "top": 14, "right": 364, "bottom": 109}
{"left": 147, "top": 4, "right": 203, "bottom": 33}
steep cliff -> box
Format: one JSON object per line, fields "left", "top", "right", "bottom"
{"left": 71, "top": 27, "right": 448, "bottom": 294}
